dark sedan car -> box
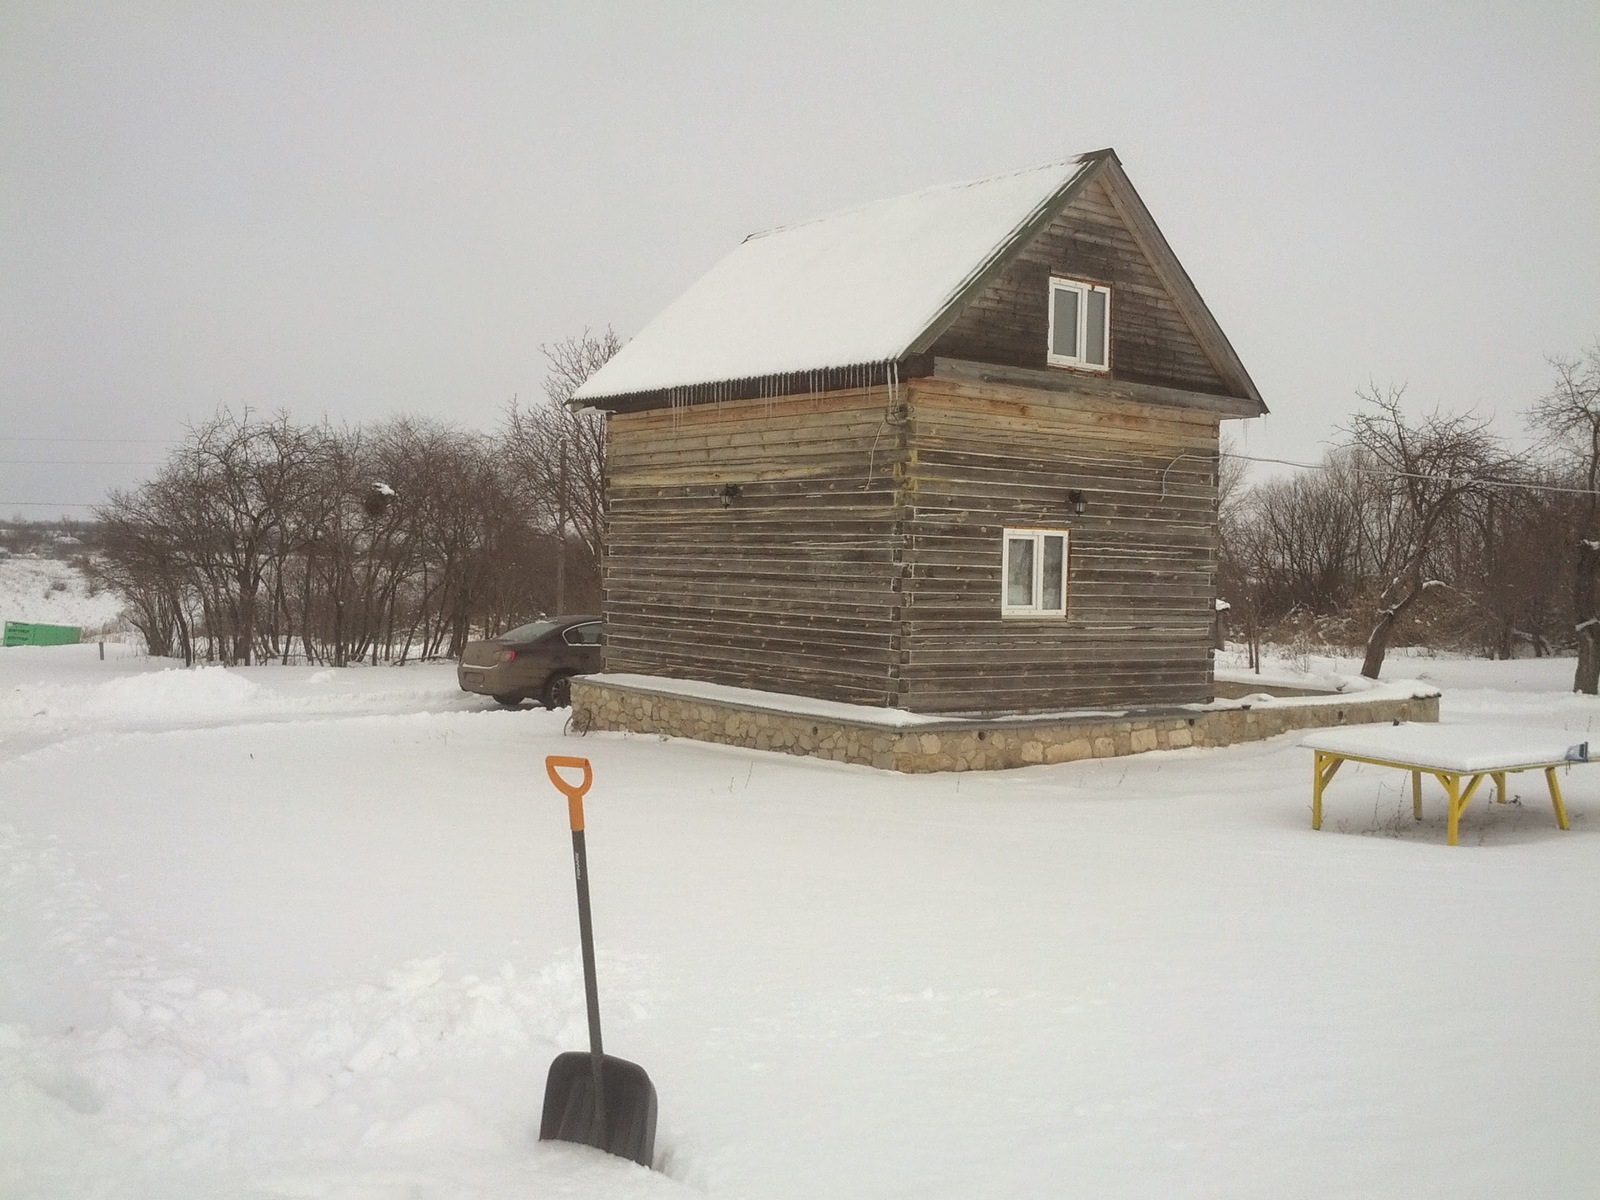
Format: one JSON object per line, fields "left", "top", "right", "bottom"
{"left": 457, "top": 615, "right": 602, "bottom": 708}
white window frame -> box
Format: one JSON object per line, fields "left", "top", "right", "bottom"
{"left": 1046, "top": 276, "right": 1111, "bottom": 372}
{"left": 1001, "top": 527, "right": 1069, "bottom": 618}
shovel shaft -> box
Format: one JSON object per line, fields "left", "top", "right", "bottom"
{"left": 570, "top": 828, "right": 605, "bottom": 1060}
{"left": 570, "top": 826, "right": 606, "bottom": 1127}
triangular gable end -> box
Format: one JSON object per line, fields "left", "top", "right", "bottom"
{"left": 915, "top": 155, "right": 1265, "bottom": 414}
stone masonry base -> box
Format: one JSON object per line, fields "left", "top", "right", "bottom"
{"left": 571, "top": 677, "right": 1442, "bottom": 774}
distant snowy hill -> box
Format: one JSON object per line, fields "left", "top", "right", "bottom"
{"left": 0, "top": 556, "right": 125, "bottom": 631}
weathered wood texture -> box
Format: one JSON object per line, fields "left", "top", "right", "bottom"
{"left": 602, "top": 378, "right": 1221, "bottom": 714}
{"left": 898, "top": 376, "right": 1221, "bottom": 713}
{"left": 928, "top": 176, "right": 1232, "bottom": 396}
{"left": 602, "top": 387, "right": 910, "bottom": 706}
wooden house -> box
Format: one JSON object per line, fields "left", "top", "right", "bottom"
{"left": 572, "top": 149, "right": 1265, "bottom": 715}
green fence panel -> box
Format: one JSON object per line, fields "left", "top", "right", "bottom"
{"left": 3, "top": 621, "right": 82, "bottom": 647}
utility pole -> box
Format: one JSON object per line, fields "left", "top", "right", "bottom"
{"left": 555, "top": 436, "right": 567, "bottom": 615}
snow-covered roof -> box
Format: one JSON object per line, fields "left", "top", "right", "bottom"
{"left": 574, "top": 156, "right": 1102, "bottom": 403}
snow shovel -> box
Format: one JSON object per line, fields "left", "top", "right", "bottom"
{"left": 538, "top": 755, "right": 658, "bottom": 1168}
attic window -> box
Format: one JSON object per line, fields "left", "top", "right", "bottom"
{"left": 1002, "top": 528, "right": 1068, "bottom": 618}
{"left": 1047, "top": 277, "right": 1110, "bottom": 371}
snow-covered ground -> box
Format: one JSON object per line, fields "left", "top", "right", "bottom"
{"left": 0, "top": 556, "right": 126, "bottom": 635}
{"left": 3, "top": 644, "right": 1597, "bottom": 1198}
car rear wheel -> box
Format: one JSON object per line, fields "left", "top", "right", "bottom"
{"left": 542, "top": 672, "right": 574, "bottom": 710}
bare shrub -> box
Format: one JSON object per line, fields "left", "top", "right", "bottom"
{"left": 502, "top": 328, "right": 619, "bottom": 614}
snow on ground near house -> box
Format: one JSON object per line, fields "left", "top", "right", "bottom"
{"left": 3, "top": 646, "right": 1598, "bottom": 1198}
{"left": 0, "top": 557, "right": 126, "bottom": 633}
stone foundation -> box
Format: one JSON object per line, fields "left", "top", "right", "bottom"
{"left": 571, "top": 676, "right": 1441, "bottom": 773}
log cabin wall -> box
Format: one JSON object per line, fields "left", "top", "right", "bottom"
{"left": 900, "top": 375, "right": 1220, "bottom": 714}
{"left": 928, "top": 176, "right": 1230, "bottom": 397}
{"left": 602, "top": 387, "right": 910, "bottom": 705}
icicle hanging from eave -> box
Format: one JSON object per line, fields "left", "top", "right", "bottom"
{"left": 622, "top": 359, "right": 915, "bottom": 419}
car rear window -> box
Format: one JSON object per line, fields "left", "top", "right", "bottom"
{"left": 499, "top": 620, "right": 561, "bottom": 642}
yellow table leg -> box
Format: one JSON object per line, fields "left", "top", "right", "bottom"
{"left": 1446, "top": 773, "right": 1462, "bottom": 846}
{"left": 1412, "top": 770, "right": 1422, "bottom": 820}
{"left": 1312, "top": 751, "right": 1343, "bottom": 830}
{"left": 1545, "top": 767, "right": 1571, "bottom": 831}
{"left": 1443, "top": 774, "right": 1488, "bottom": 845}
{"left": 1313, "top": 751, "right": 1325, "bottom": 830}
{"left": 1494, "top": 772, "right": 1508, "bottom": 804}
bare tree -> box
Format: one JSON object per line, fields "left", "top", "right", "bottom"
{"left": 502, "top": 327, "right": 620, "bottom": 612}
{"left": 1527, "top": 342, "right": 1600, "bottom": 691}
{"left": 1344, "top": 386, "right": 1508, "bottom": 679}
{"left": 361, "top": 418, "right": 537, "bottom": 660}
{"left": 94, "top": 409, "right": 543, "bottom": 666}
{"left": 1447, "top": 468, "right": 1570, "bottom": 660}
{"left": 91, "top": 481, "right": 198, "bottom": 661}
{"left": 1211, "top": 361, "right": 1600, "bottom": 668}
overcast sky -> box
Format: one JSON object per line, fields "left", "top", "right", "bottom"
{"left": 3, "top": 1, "right": 1598, "bottom": 518}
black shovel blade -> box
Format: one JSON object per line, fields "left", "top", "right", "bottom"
{"left": 539, "top": 1051, "right": 658, "bottom": 1167}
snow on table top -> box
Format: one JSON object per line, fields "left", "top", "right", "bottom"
{"left": 1301, "top": 722, "right": 1592, "bottom": 772}
{"left": 574, "top": 157, "right": 1096, "bottom": 401}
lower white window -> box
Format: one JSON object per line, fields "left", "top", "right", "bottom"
{"left": 1002, "top": 528, "right": 1068, "bottom": 617}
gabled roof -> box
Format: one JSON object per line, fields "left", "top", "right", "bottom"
{"left": 574, "top": 149, "right": 1262, "bottom": 411}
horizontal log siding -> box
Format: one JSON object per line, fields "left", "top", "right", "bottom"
{"left": 929, "top": 177, "right": 1231, "bottom": 397}
{"left": 603, "top": 388, "right": 908, "bottom": 705}
{"left": 899, "top": 377, "right": 1220, "bottom": 713}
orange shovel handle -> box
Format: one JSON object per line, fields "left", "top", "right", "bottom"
{"left": 545, "top": 755, "right": 593, "bottom": 831}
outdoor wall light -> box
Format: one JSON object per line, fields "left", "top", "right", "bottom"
{"left": 719, "top": 483, "right": 743, "bottom": 508}
{"left": 1068, "top": 489, "right": 1087, "bottom": 516}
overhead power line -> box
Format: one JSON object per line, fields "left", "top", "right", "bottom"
{"left": 1223, "top": 451, "right": 1600, "bottom": 499}
{"left": 0, "top": 436, "right": 171, "bottom": 444}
